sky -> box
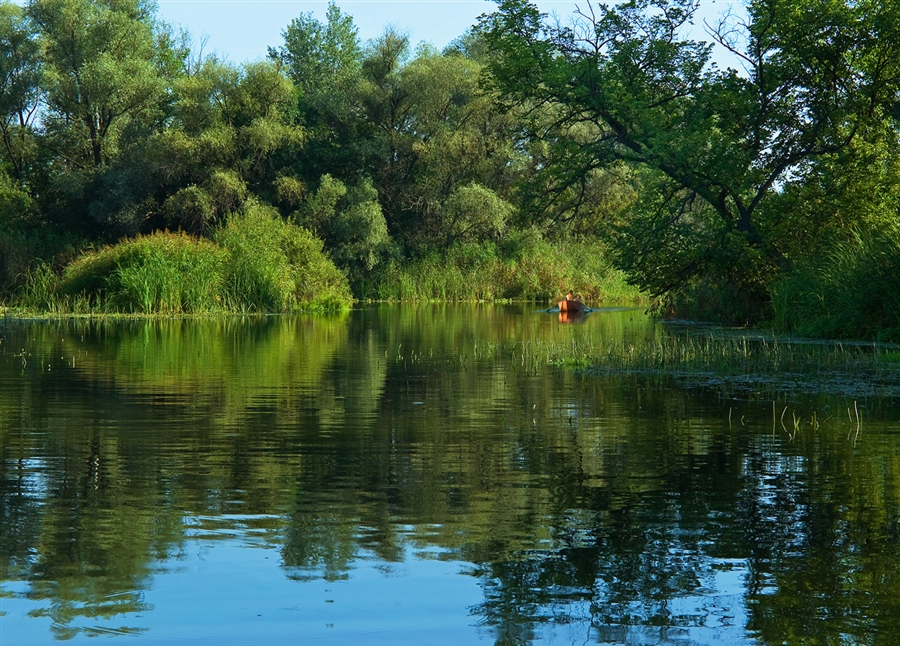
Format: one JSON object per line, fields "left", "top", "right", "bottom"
{"left": 157, "top": 0, "right": 499, "bottom": 62}
{"left": 154, "top": 0, "right": 744, "bottom": 66}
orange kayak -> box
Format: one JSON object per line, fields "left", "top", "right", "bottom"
{"left": 558, "top": 299, "right": 585, "bottom": 313}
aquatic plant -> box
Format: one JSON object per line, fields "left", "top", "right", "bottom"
{"left": 432, "top": 332, "right": 900, "bottom": 400}
{"left": 771, "top": 226, "right": 900, "bottom": 341}
{"left": 536, "top": 334, "right": 900, "bottom": 399}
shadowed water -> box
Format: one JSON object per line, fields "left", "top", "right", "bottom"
{"left": 2, "top": 304, "right": 900, "bottom": 645}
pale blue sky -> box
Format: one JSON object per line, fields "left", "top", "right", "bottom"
{"left": 157, "top": 0, "right": 498, "bottom": 62}
{"left": 155, "top": 0, "right": 744, "bottom": 66}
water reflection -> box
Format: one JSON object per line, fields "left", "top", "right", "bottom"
{"left": 2, "top": 306, "right": 900, "bottom": 644}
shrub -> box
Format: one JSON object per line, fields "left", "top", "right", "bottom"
{"left": 44, "top": 212, "right": 352, "bottom": 315}
{"left": 0, "top": 228, "right": 38, "bottom": 297}
{"left": 214, "top": 203, "right": 351, "bottom": 311}
{"left": 163, "top": 186, "right": 215, "bottom": 233}
{"left": 438, "top": 183, "right": 512, "bottom": 245}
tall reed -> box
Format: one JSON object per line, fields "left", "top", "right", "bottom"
{"left": 214, "top": 204, "right": 352, "bottom": 311}
{"left": 772, "top": 227, "right": 900, "bottom": 341}
{"left": 55, "top": 232, "right": 226, "bottom": 314}
{"left": 17, "top": 210, "right": 352, "bottom": 315}
{"left": 375, "top": 235, "right": 645, "bottom": 303}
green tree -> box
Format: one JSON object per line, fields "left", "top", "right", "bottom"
{"left": 356, "top": 37, "right": 521, "bottom": 254}
{"left": 148, "top": 59, "right": 304, "bottom": 234}
{"left": 479, "top": 0, "right": 900, "bottom": 320}
{"left": 296, "top": 173, "right": 392, "bottom": 286}
{"left": 28, "top": 0, "right": 174, "bottom": 169}
{"left": 273, "top": 14, "right": 523, "bottom": 259}
{"left": 271, "top": 1, "right": 361, "bottom": 100}
{"left": 269, "top": 2, "right": 365, "bottom": 182}
{"left": 394, "top": 47, "right": 517, "bottom": 250}
{"left": 436, "top": 183, "right": 512, "bottom": 248}
{"left": 355, "top": 28, "right": 412, "bottom": 234}
{"left": 0, "top": 1, "right": 42, "bottom": 185}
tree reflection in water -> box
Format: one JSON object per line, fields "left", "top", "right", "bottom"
{"left": 2, "top": 306, "right": 900, "bottom": 644}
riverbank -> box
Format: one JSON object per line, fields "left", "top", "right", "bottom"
{"left": 3, "top": 227, "right": 646, "bottom": 315}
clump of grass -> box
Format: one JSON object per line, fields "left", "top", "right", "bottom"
{"left": 116, "top": 240, "right": 223, "bottom": 313}
{"left": 56, "top": 232, "right": 226, "bottom": 314}
{"left": 375, "top": 234, "right": 645, "bottom": 303}
{"left": 772, "top": 226, "right": 900, "bottom": 341}
{"left": 16, "top": 206, "right": 352, "bottom": 315}
{"left": 15, "top": 261, "right": 68, "bottom": 313}
{"left": 215, "top": 203, "right": 351, "bottom": 311}
{"left": 377, "top": 251, "right": 492, "bottom": 301}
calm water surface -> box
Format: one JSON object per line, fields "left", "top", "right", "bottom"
{"left": 2, "top": 304, "right": 900, "bottom": 645}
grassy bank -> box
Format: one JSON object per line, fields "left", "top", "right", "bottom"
{"left": 372, "top": 235, "right": 645, "bottom": 304}
{"left": 6, "top": 224, "right": 645, "bottom": 315}
{"left": 771, "top": 226, "right": 900, "bottom": 342}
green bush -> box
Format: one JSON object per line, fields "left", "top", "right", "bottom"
{"left": 0, "top": 173, "right": 32, "bottom": 232}
{"left": 163, "top": 186, "right": 216, "bottom": 233}
{"left": 214, "top": 203, "right": 351, "bottom": 311}
{"left": 499, "top": 233, "right": 644, "bottom": 303}
{"left": 58, "top": 232, "right": 226, "bottom": 313}
{"left": 31, "top": 209, "right": 351, "bottom": 314}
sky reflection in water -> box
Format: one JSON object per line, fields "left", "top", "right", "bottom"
{"left": 2, "top": 304, "right": 899, "bottom": 644}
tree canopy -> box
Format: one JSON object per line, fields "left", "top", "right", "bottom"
{"left": 478, "top": 0, "right": 900, "bottom": 320}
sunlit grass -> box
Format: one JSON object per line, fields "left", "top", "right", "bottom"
{"left": 10, "top": 208, "right": 352, "bottom": 316}
{"left": 536, "top": 335, "right": 900, "bottom": 398}
{"left": 374, "top": 236, "right": 646, "bottom": 304}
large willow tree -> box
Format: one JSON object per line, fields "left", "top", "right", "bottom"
{"left": 28, "top": 0, "right": 178, "bottom": 169}
{"left": 479, "top": 0, "right": 900, "bottom": 320}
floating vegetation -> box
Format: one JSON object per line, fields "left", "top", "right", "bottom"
{"left": 415, "top": 333, "right": 900, "bottom": 400}
{"left": 386, "top": 335, "right": 900, "bottom": 400}
{"left": 539, "top": 335, "right": 900, "bottom": 399}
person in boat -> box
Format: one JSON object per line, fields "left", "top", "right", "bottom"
{"left": 558, "top": 290, "right": 585, "bottom": 313}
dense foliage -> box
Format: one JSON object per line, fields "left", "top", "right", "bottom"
{"left": 479, "top": 0, "right": 900, "bottom": 335}
{"left": 0, "top": 0, "right": 641, "bottom": 311}
{"left": 2, "top": 0, "right": 900, "bottom": 337}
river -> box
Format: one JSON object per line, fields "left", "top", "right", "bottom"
{"left": 2, "top": 304, "right": 899, "bottom": 644}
